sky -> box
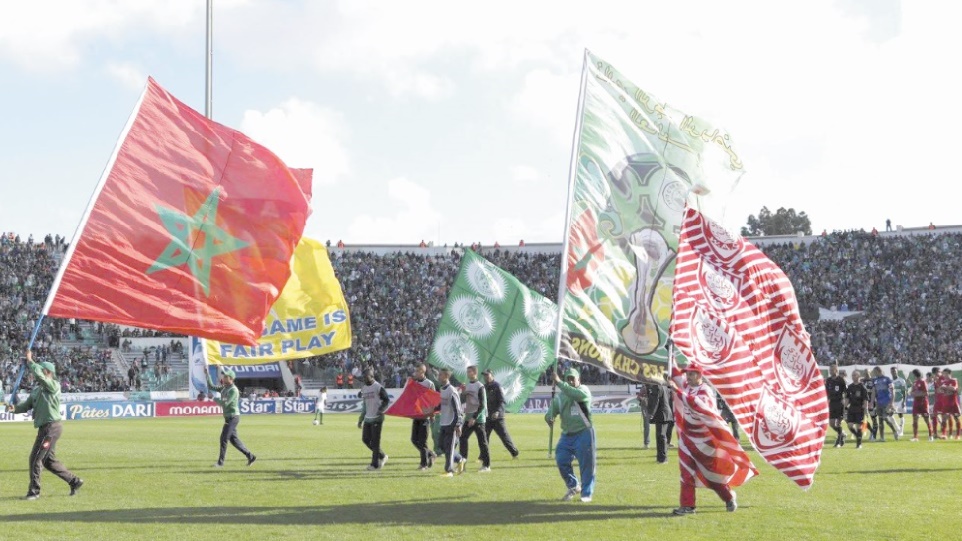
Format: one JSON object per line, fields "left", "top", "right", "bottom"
{"left": 1, "top": 0, "right": 960, "bottom": 246}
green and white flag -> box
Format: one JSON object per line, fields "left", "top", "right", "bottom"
{"left": 559, "top": 50, "right": 745, "bottom": 382}
{"left": 428, "top": 250, "right": 558, "bottom": 412}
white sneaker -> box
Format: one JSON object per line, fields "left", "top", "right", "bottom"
{"left": 910, "top": 438, "right": 919, "bottom": 442}
{"left": 418, "top": 466, "right": 429, "bottom": 471}
{"left": 379, "top": 455, "right": 389, "bottom": 468}
{"left": 365, "top": 465, "right": 379, "bottom": 471}
{"left": 478, "top": 466, "right": 491, "bottom": 473}
{"left": 440, "top": 472, "right": 453, "bottom": 478}
{"left": 580, "top": 496, "right": 592, "bottom": 503}
{"left": 562, "top": 486, "right": 581, "bottom": 501}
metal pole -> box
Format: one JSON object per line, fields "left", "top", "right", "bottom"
{"left": 205, "top": 0, "right": 213, "bottom": 119}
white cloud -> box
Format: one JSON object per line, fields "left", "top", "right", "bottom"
{"left": 104, "top": 62, "right": 147, "bottom": 90}
{"left": 240, "top": 98, "right": 350, "bottom": 184}
{"left": 510, "top": 165, "right": 542, "bottom": 183}
{"left": 347, "top": 177, "right": 442, "bottom": 244}
{"left": 510, "top": 68, "right": 581, "bottom": 147}
{"left": 383, "top": 69, "right": 455, "bottom": 100}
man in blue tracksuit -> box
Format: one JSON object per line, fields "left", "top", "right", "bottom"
{"left": 546, "top": 367, "right": 595, "bottom": 502}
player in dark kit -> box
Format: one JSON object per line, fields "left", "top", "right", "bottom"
{"left": 844, "top": 370, "right": 870, "bottom": 449}
{"left": 410, "top": 364, "right": 438, "bottom": 470}
{"left": 483, "top": 369, "right": 519, "bottom": 459}
{"left": 357, "top": 368, "right": 391, "bottom": 471}
{"left": 826, "top": 365, "right": 848, "bottom": 447}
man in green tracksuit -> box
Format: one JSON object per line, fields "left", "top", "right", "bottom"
{"left": 546, "top": 367, "right": 595, "bottom": 503}
{"left": 207, "top": 368, "right": 256, "bottom": 467}
{"left": 7, "top": 350, "right": 83, "bottom": 500}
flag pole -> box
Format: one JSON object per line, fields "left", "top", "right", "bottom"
{"left": 7, "top": 317, "right": 46, "bottom": 405}
{"left": 205, "top": 0, "right": 213, "bottom": 119}
{"left": 549, "top": 49, "right": 590, "bottom": 458}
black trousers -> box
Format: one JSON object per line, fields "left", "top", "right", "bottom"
{"left": 440, "top": 424, "right": 463, "bottom": 473}
{"left": 642, "top": 414, "right": 651, "bottom": 446}
{"left": 654, "top": 421, "right": 672, "bottom": 463}
{"left": 362, "top": 421, "right": 385, "bottom": 467}
{"left": 411, "top": 419, "right": 432, "bottom": 466}
{"left": 459, "top": 420, "right": 490, "bottom": 467}
{"left": 29, "top": 422, "right": 78, "bottom": 496}
{"left": 219, "top": 416, "right": 253, "bottom": 464}
{"left": 485, "top": 417, "right": 518, "bottom": 457}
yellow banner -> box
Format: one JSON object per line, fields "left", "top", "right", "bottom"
{"left": 207, "top": 237, "right": 352, "bottom": 364}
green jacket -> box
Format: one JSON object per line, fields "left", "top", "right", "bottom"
{"left": 207, "top": 376, "right": 239, "bottom": 419}
{"left": 13, "top": 362, "right": 62, "bottom": 428}
{"left": 545, "top": 381, "right": 592, "bottom": 435}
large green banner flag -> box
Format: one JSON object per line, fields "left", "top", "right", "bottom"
{"left": 428, "top": 250, "right": 558, "bottom": 412}
{"left": 559, "top": 50, "right": 744, "bottom": 381}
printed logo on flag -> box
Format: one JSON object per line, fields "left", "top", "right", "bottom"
{"left": 773, "top": 327, "right": 816, "bottom": 395}
{"left": 752, "top": 388, "right": 802, "bottom": 452}
{"left": 697, "top": 259, "right": 742, "bottom": 312}
{"left": 701, "top": 218, "right": 743, "bottom": 264}
{"left": 690, "top": 307, "right": 735, "bottom": 367}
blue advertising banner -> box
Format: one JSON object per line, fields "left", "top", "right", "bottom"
{"left": 239, "top": 399, "right": 278, "bottom": 415}
{"left": 222, "top": 363, "right": 282, "bottom": 379}
{"left": 65, "top": 401, "right": 155, "bottom": 420}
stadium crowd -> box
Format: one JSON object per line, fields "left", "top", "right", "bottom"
{"left": 3, "top": 228, "right": 961, "bottom": 394}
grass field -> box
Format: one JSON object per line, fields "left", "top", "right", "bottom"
{"left": 0, "top": 413, "right": 958, "bottom": 541}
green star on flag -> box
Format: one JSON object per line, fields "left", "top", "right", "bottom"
{"left": 147, "top": 188, "right": 249, "bottom": 296}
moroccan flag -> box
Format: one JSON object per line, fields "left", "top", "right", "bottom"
{"left": 670, "top": 207, "right": 828, "bottom": 489}
{"left": 206, "top": 237, "right": 352, "bottom": 364}
{"left": 558, "top": 50, "right": 744, "bottom": 381}
{"left": 428, "top": 250, "right": 558, "bottom": 412}
{"left": 385, "top": 378, "right": 442, "bottom": 420}
{"left": 671, "top": 366, "right": 758, "bottom": 493}
{"left": 42, "top": 77, "right": 312, "bottom": 345}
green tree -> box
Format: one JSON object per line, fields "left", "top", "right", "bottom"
{"left": 741, "top": 206, "right": 812, "bottom": 237}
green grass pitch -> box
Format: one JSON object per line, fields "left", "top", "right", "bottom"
{"left": 0, "top": 414, "right": 957, "bottom": 541}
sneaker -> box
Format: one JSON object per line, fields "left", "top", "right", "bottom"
{"left": 644, "top": 444, "right": 650, "bottom": 450}
{"left": 672, "top": 506, "right": 696, "bottom": 515}
{"left": 512, "top": 453, "right": 519, "bottom": 460}
{"left": 212, "top": 463, "right": 224, "bottom": 468}
{"left": 562, "top": 486, "right": 581, "bottom": 501}
{"left": 929, "top": 436, "right": 934, "bottom": 441}
{"left": 878, "top": 437, "right": 886, "bottom": 442}
{"left": 247, "top": 455, "right": 257, "bottom": 467}
{"left": 379, "top": 455, "right": 389, "bottom": 468}
{"left": 726, "top": 492, "right": 737, "bottom": 512}
{"left": 70, "top": 479, "right": 84, "bottom": 496}
{"left": 440, "top": 471, "right": 454, "bottom": 478}
{"left": 23, "top": 494, "right": 40, "bottom": 501}
{"left": 478, "top": 466, "right": 491, "bottom": 473}
{"left": 428, "top": 452, "right": 436, "bottom": 468}
{"left": 455, "top": 460, "right": 466, "bottom": 475}
{"left": 893, "top": 432, "right": 900, "bottom": 441}
{"left": 911, "top": 438, "right": 919, "bottom": 442}
{"left": 856, "top": 443, "right": 863, "bottom": 449}
{"left": 580, "top": 496, "right": 593, "bottom": 503}
{"left": 418, "top": 466, "right": 429, "bottom": 471}
{"left": 366, "top": 465, "right": 380, "bottom": 471}
{"left": 833, "top": 441, "right": 841, "bottom": 448}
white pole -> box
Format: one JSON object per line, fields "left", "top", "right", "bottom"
{"left": 205, "top": 0, "right": 213, "bottom": 119}
{"left": 551, "top": 49, "right": 590, "bottom": 361}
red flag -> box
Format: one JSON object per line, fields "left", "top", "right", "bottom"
{"left": 671, "top": 207, "right": 828, "bottom": 489}
{"left": 672, "top": 368, "right": 758, "bottom": 493}
{"left": 385, "top": 379, "right": 441, "bottom": 420}
{"left": 43, "top": 77, "right": 312, "bottom": 345}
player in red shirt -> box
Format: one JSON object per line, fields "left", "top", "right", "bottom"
{"left": 938, "top": 368, "right": 960, "bottom": 439}
{"left": 909, "top": 369, "right": 932, "bottom": 441}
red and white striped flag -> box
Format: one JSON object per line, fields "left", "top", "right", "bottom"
{"left": 672, "top": 367, "right": 758, "bottom": 493}
{"left": 670, "top": 207, "right": 828, "bottom": 489}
